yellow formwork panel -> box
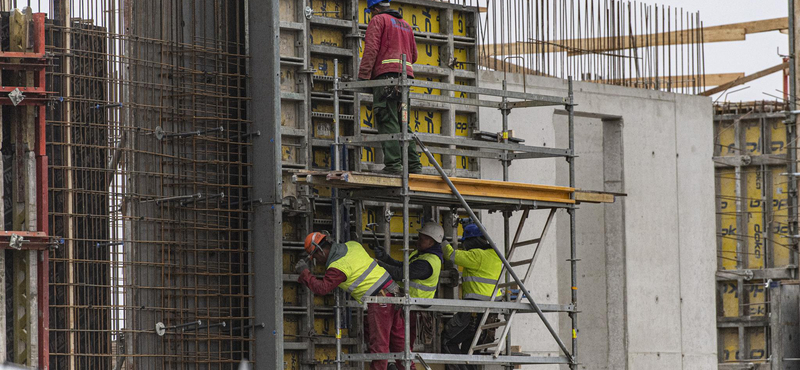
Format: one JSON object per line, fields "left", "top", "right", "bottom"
{"left": 284, "top": 319, "right": 299, "bottom": 341}
{"left": 746, "top": 328, "right": 767, "bottom": 361}
{"left": 718, "top": 168, "right": 737, "bottom": 270}
{"left": 309, "top": 0, "right": 345, "bottom": 19}
{"left": 314, "top": 147, "right": 332, "bottom": 169}
{"left": 284, "top": 281, "right": 299, "bottom": 307}
{"left": 744, "top": 120, "right": 762, "bottom": 155}
{"left": 453, "top": 10, "right": 468, "bottom": 36}
{"left": 284, "top": 351, "right": 302, "bottom": 370}
{"left": 770, "top": 120, "right": 788, "bottom": 155}
{"left": 455, "top": 114, "right": 470, "bottom": 170}
{"left": 721, "top": 328, "right": 739, "bottom": 362}
{"left": 454, "top": 79, "right": 471, "bottom": 99}
{"left": 454, "top": 47, "right": 469, "bottom": 71}
{"left": 719, "top": 281, "right": 738, "bottom": 317}
{"left": 311, "top": 56, "right": 346, "bottom": 77}
{"left": 310, "top": 27, "right": 345, "bottom": 47}
{"left": 361, "top": 207, "right": 423, "bottom": 235}
{"left": 746, "top": 281, "right": 766, "bottom": 317}
{"left": 282, "top": 145, "right": 298, "bottom": 164}
{"left": 410, "top": 76, "right": 442, "bottom": 95}
{"left": 745, "top": 171, "right": 765, "bottom": 269}
{"left": 717, "top": 121, "right": 735, "bottom": 156}
{"left": 772, "top": 169, "right": 791, "bottom": 266}
{"left": 411, "top": 110, "right": 442, "bottom": 134}
{"left": 316, "top": 346, "right": 341, "bottom": 366}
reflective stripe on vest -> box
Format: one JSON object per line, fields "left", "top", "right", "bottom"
{"left": 398, "top": 250, "right": 442, "bottom": 299}
{"left": 328, "top": 241, "right": 390, "bottom": 303}
{"left": 460, "top": 248, "right": 503, "bottom": 301}
{"left": 381, "top": 59, "right": 414, "bottom": 67}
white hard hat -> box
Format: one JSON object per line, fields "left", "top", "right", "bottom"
{"left": 419, "top": 223, "right": 444, "bottom": 243}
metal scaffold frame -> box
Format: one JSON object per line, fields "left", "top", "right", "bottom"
{"left": 325, "top": 54, "right": 579, "bottom": 369}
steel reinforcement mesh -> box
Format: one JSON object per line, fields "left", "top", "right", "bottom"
{"left": 45, "top": 1, "right": 251, "bottom": 369}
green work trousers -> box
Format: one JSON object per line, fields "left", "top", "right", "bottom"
{"left": 372, "top": 83, "right": 422, "bottom": 173}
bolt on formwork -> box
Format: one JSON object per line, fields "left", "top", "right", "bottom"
{"left": 303, "top": 54, "right": 583, "bottom": 369}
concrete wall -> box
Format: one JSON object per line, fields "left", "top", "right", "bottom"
{"left": 476, "top": 71, "right": 717, "bottom": 370}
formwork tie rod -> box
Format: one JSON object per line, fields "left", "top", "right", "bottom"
{"left": 411, "top": 133, "right": 574, "bottom": 362}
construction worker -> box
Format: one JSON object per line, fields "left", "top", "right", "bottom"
{"left": 295, "top": 231, "right": 405, "bottom": 370}
{"left": 373, "top": 223, "right": 444, "bottom": 365}
{"left": 358, "top": 0, "right": 423, "bottom": 175}
{"left": 440, "top": 223, "right": 502, "bottom": 369}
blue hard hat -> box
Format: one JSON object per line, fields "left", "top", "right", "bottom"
{"left": 459, "top": 223, "right": 483, "bottom": 241}
{"left": 365, "top": 0, "right": 390, "bottom": 12}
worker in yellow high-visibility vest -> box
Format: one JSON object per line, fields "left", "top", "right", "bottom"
{"left": 440, "top": 223, "right": 502, "bottom": 370}
{"left": 295, "top": 231, "right": 405, "bottom": 370}
{"left": 374, "top": 223, "right": 444, "bottom": 368}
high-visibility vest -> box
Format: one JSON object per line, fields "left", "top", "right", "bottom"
{"left": 400, "top": 250, "right": 442, "bottom": 299}
{"left": 328, "top": 241, "right": 390, "bottom": 303}
{"left": 444, "top": 243, "right": 503, "bottom": 301}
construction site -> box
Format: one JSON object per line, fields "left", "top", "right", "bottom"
{"left": 0, "top": 0, "right": 791, "bottom": 369}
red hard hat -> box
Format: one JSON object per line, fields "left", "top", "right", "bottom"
{"left": 304, "top": 232, "right": 327, "bottom": 254}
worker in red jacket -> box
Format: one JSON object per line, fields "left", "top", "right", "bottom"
{"left": 358, "top": 0, "right": 423, "bottom": 175}
{"left": 295, "top": 231, "right": 405, "bottom": 370}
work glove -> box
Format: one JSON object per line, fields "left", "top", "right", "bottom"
{"left": 294, "top": 259, "right": 309, "bottom": 274}
{"left": 373, "top": 246, "right": 388, "bottom": 261}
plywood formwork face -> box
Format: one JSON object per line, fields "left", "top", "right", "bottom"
{"left": 713, "top": 104, "right": 797, "bottom": 368}
{"left": 279, "top": 0, "right": 479, "bottom": 367}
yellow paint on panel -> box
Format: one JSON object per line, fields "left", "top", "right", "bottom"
{"left": 717, "top": 121, "right": 736, "bottom": 156}
{"left": 411, "top": 110, "right": 442, "bottom": 134}
{"left": 309, "top": 0, "right": 345, "bottom": 19}
{"left": 718, "top": 168, "right": 738, "bottom": 270}
{"left": 284, "top": 352, "right": 301, "bottom": 370}
{"left": 454, "top": 79, "right": 470, "bottom": 99}
{"left": 315, "top": 346, "right": 339, "bottom": 365}
{"left": 745, "top": 171, "right": 765, "bottom": 269}
{"left": 311, "top": 56, "right": 345, "bottom": 77}
{"left": 744, "top": 120, "right": 762, "bottom": 155}
{"left": 415, "top": 43, "right": 440, "bottom": 66}
{"left": 772, "top": 168, "right": 790, "bottom": 266}
{"left": 313, "top": 294, "right": 335, "bottom": 307}
{"left": 361, "top": 105, "right": 375, "bottom": 129}
{"left": 721, "top": 328, "right": 739, "bottom": 362}
{"left": 410, "top": 76, "right": 441, "bottom": 95}
{"left": 284, "top": 281, "right": 299, "bottom": 307}
{"left": 283, "top": 222, "right": 296, "bottom": 241}
{"left": 747, "top": 328, "right": 767, "bottom": 361}
{"left": 746, "top": 281, "right": 766, "bottom": 317}
{"left": 310, "top": 27, "right": 345, "bottom": 47}
{"left": 314, "top": 148, "right": 332, "bottom": 169}
{"left": 770, "top": 120, "right": 788, "bottom": 155}
{"left": 311, "top": 185, "right": 333, "bottom": 198}
{"left": 282, "top": 145, "right": 297, "bottom": 163}
{"left": 455, "top": 114, "right": 471, "bottom": 170}
{"left": 454, "top": 47, "right": 469, "bottom": 70}
{"left": 719, "top": 281, "right": 738, "bottom": 317}
{"left": 390, "top": 210, "right": 423, "bottom": 234}
{"left": 284, "top": 319, "right": 299, "bottom": 341}
{"left": 453, "top": 11, "right": 468, "bottom": 36}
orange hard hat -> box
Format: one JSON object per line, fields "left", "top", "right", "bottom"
{"left": 304, "top": 232, "right": 327, "bottom": 255}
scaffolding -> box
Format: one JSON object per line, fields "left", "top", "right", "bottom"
{"left": 299, "top": 54, "right": 586, "bottom": 369}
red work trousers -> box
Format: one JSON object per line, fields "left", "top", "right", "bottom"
{"left": 367, "top": 300, "right": 415, "bottom": 370}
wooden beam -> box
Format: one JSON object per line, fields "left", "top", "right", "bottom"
{"left": 478, "top": 58, "right": 547, "bottom": 76}
{"left": 586, "top": 72, "right": 744, "bottom": 89}
{"left": 700, "top": 62, "right": 789, "bottom": 96}
{"left": 484, "top": 17, "right": 788, "bottom": 57}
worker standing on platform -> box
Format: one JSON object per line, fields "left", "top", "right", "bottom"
{"left": 440, "top": 223, "right": 503, "bottom": 370}
{"left": 295, "top": 231, "right": 405, "bottom": 370}
{"left": 358, "top": 0, "right": 423, "bottom": 175}
{"left": 373, "top": 223, "right": 444, "bottom": 368}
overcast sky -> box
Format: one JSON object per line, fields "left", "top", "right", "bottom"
{"left": 669, "top": 0, "right": 788, "bottom": 102}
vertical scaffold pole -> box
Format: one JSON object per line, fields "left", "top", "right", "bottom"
{"left": 333, "top": 59, "right": 343, "bottom": 370}
{"left": 567, "top": 76, "right": 578, "bottom": 370}
{"left": 400, "top": 54, "right": 412, "bottom": 370}
{"left": 500, "top": 77, "right": 512, "bottom": 362}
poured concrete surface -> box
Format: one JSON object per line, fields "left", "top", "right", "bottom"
{"left": 476, "top": 71, "right": 716, "bottom": 370}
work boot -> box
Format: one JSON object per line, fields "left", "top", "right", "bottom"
{"left": 387, "top": 364, "right": 399, "bottom": 370}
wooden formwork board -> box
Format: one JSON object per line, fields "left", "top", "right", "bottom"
{"left": 714, "top": 113, "right": 793, "bottom": 365}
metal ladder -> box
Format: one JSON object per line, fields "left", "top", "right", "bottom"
{"left": 467, "top": 207, "right": 557, "bottom": 357}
